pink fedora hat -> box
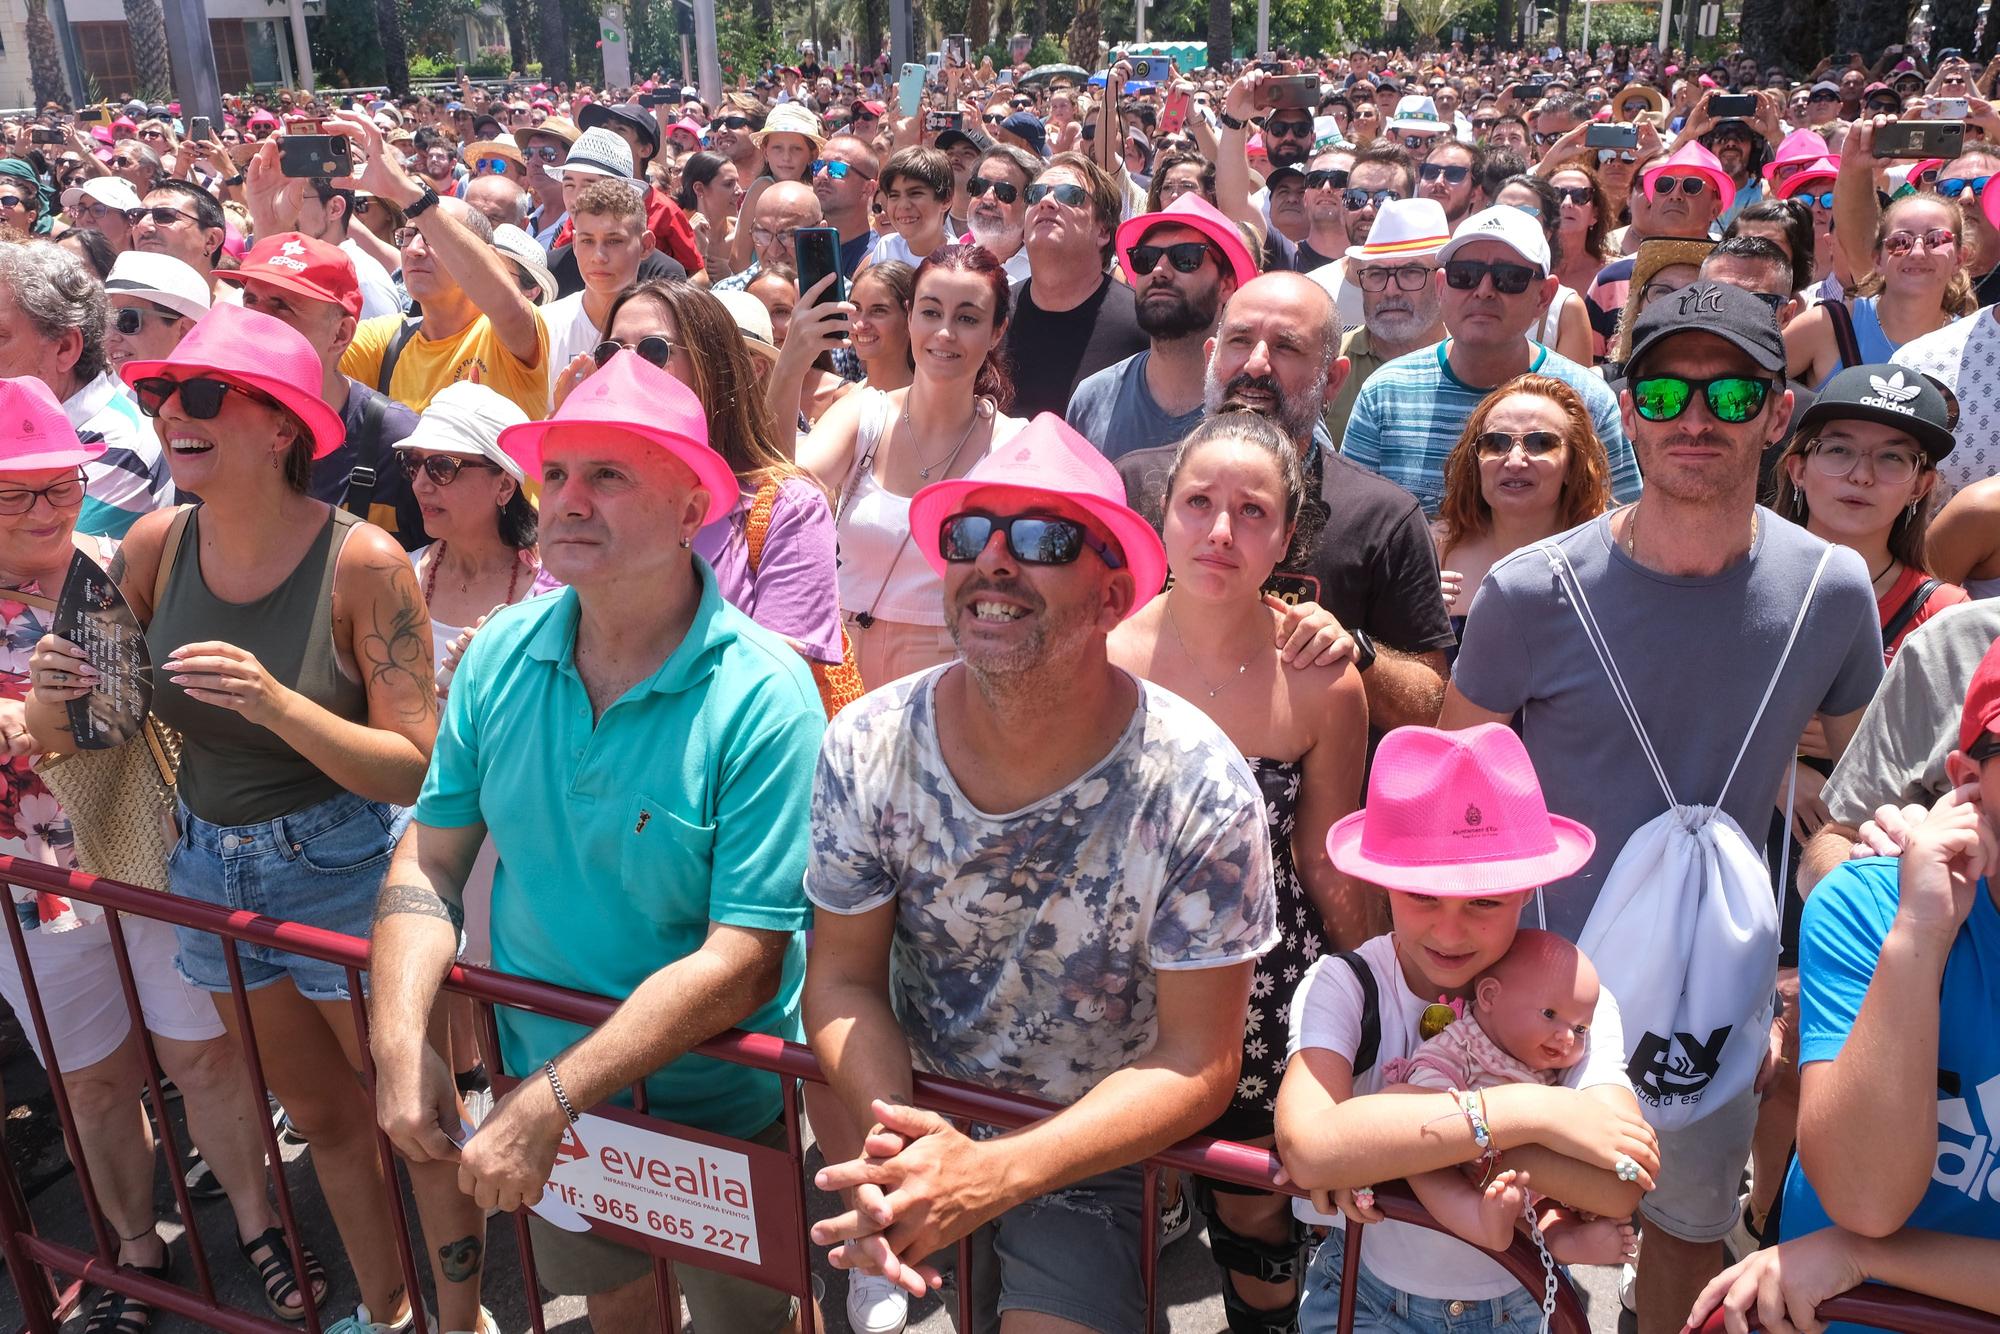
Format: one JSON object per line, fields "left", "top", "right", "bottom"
{"left": 1326, "top": 724, "right": 1595, "bottom": 895}
{"left": 1116, "top": 192, "right": 1259, "bottom": 292}
{"left": 907, "top": 412, "right": 1168, "bottom": 618}
{"left": 1777, "top": 156, "right": 1838, "bottom": 200}
{"left": 119, "top": 304, "right": 346, "bottom": 460}
{"left": 0, "top": 376, "right": 106, "bottom": 472}
{"left": 1763, "top": 127, "right": 1830, "bottom": 183}
{"left": 498, "top": 350, "right": 738, "bottom": 525}
{"left": 1642, "top": 139, "right": 1734, "bottom": 208}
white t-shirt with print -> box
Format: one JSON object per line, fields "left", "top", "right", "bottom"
{"left": 1286, "top": 932, "right": 1631, "bottom": 1301}
{"left": 539, "top": 291, "right": 604, "bottom": 409}
{"left": 1893, "top": 306, "right": 2000, "bottom": 504}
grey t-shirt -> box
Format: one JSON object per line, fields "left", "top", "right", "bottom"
{"left": 1064, "top": 350, "right": 1205, "bottom": 461}
{"left": 1453, "top": 510, "right": 1884, "bottom": 940}
{"left": 1823, "top": 600, "right": 2000, "bottom": 825}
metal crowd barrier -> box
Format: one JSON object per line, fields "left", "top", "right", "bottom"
{"left": 0, "top": 854, "right": 1980, "bottom": 1334}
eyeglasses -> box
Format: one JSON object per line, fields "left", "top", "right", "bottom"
{"left": 1937, "top": 175, "right": 1993, "bottom": 201}
{"left": 0, "top": 471, "right": 85, "bottom": 516}
{"left": 1639, "top": 279, "right": 1692, "bottom": 306}
{"left": 108, "top": 155, "right": 136, "bottom": 169}
{"left": 132, "top": 375, "right": 277, "bottom": 419}
{"left": 123, "top": 205, "right": 195, "bottom": 227}
{"left": 1631, "top": 374, "right": 1772, "bottom": 423}
{"left": 1553, "top": 185, "right": 1593, "bottom": 205}
{"left": 1884, "top": 227, "right": 1957, "bottom": 256}
{"left": 1649, "top": 174, "right": 1707, "bottom": 196}
{"left": 112, "top": 305, "right": 183, "bottom": 335}
{"left": 1026, "top": 182, "right": 1089, "bottom": 207}
{"left": 522, "top": 144, "right": 562, "bottom": 162}
{"left": 1357, "top": 263, "right": 1434, "bottom": 291}
{"left": 1419, "top": 162, "right": 1470, "bottom": 184}
{"left": 476, "top": 157, "right": 515, "bottom": 174}
{"left": 1806, "top": 439, "right": 1923, "bottom": 484}
{"left": 1443, "top": 258, "right": 1542, "bottom": 294}
{"left": 398, "top": 452, "right": 500, "bottom": 485}
{"left": 392, "top": 226, "right": 430, "bottom": 247}
{"left": 1343, "top": 187, "right": 1401, "bottom": 210}
{"left": 1263, "top": 117, "right": 1314, "bottom": 137}
{"left": 750, "top": 226, "right": 800, "bottom": 248}
{"left": 1474, "top": 430, "right": 1565, "bottom": 456}
{"left": 1129, "top": 242, "right": 1214, "bottom": 275}
{"left": 938, "top": 511, "right": 1125, "bottom": 569}
{"left": 593, "top": 336, "right": 674, "bottom": 368}
{"left": 1304, "top": 169, "right": 1349, "bottom": 190}
{"left": 965, "top": 176, "right": 1020, "bottom": 203}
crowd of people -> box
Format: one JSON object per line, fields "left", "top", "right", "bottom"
{"left": 0, "top": 30, "right": 1996, "bottom": 1334}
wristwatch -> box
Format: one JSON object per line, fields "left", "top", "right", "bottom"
{"left": 221, "top": 172, "right": 246, "bottom": 187}
{"left": 1349, "top": 628, "right": 1378, "bottom": 673}
{"left": 403, "top": 181, "right": 440, "bottom": 220}
{"left": 1217, "top": 110, "right": 1247, "bottom": 130}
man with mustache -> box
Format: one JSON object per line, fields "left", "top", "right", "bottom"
{"left": 1321, "top": 198, "right": 1449, "bottom": 444}
{"left": 1117, "top": 272, "right": 1456, "bottom": 730}
{"left": 964, "top": 144, "right": 1038, "bottom": 283}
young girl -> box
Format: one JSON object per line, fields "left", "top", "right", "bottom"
{"left": 1275, "top": 723, "right": 1660, "bottom": 1334}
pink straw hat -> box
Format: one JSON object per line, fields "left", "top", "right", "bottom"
{"left": 1326, "top": 724, "right": 1595, "bottom": 895}
{"left": 1642, "top": 139, "right": 1734, "bottom": 207}
{"left": 1116, "top": 192, "right": 1259, "bottom": 292}
{"left": 0, "top": 376, "right": 107, "bottom": 471}
{"left": 119, "top": 304, "right": 346, "bottom": 460}
{"left": 907, "top": 412, "right": 1168, "bottom": 617}
{"left": 498, "top": 350, "right": 738, "bottom": 525}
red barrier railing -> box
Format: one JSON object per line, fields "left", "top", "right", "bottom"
{"left": 0, "top": 854, "right": 1981, "bottom": 1334}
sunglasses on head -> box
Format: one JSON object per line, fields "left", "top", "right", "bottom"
{"left": 1304, "top": 168, "right": 1349, "bottom": 189}
{"left": 1631, "top": 374, "right": 1771, "bottom": 423}
{"left": 966, "top": 176, "right": 1020, "bottom": 202}
{"left": 1026, "top": 181, "right": 1088, "bottom": 207}
{"left": 1442, "top": 257, "right": 1541, "bottom": 294}
{"left": 1474, "top": 429, "right": 1565, "bottom": 457}
{"left": 1649, "top": 174, "right": 1707, "bottom": 196}
{"left": 398, "top": 452, "right": 500, "bottom": 485}
{"left": 1343, "top": 187, "right": 1401, "bottom": 210}
{"left": 132, "top": 375, "right": 276, "bottom": 419}
{"left": 938, "top": 512, "right": 1125, "bottom": 569}
{"left": 1419, "top": 162, "right": 1470, "bottom": 184}
{"left": 1129, "top": 241, "right": 1214, "bottom": 275}
{"left": 593, "top": 336, "right": 674, "bottom": 369}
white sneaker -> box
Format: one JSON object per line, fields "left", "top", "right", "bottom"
{"left": 322, "top": 1303, "right": 419, "bottom": 1334}
{"left": 1619, "top": 1260, "right": 1638, "bottom": 1312}
{"left": 443, "top": 1307, "right": 499, "bottom": 1334}
{"left": 846, "top": 1271, "right": 909, "bottom": 1334}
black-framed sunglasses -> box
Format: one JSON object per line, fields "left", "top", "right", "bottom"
{"left": 1357, "top": 263, "right": 1435, "bottom": 292}
{"left": 1631, "top": 374, "right": 1772, "bottom": 423}
{"left": 132, "top": 375, "right": 275, "bottom": 419}
{"left": 124, "top": 205, "right": 197, "bottom": 227}
{"left": 1263, "top": 117, "right": 1314, "bottom": 137}
{"left": 0, "top": 470, "right": 86, "bottom": 516}
{"left": 1474, "top": 429, "right": 1565, "bottom": 457}
{"left": 1419, "top": 162, "right": 1470, "bottom": 185}
{"left": 1938, "top": 175, "right": 1993, "bottom": 201}
{"left": 718, "top": 115, "right": 754, "bottom": 129}
{"left": 1304, "top": 169, "right": 1350, "bottom": 190}
{"left": 939, "top": 511, "right": 1125, "bottom": 569}
{"left": 1968, "top": 732, "right": 2000, "bottom": 764}
{"left": 112, "top": 304, "right": 184, "bottom": 335}
{"left": 966, "top": 176, "right": 1020, "bottom": 203}
{"left": 398, "top": 452, "right": 500, "bottom": 485}
{"left": 1129, "top": 242, "right": 1214, "bottom": 276}
{"left": 1443, "top": 258, "right": 1540, "bottom": 294}
{"left": 593, "top": 336, "right": 674, "bottom": 369}
{"left": 1343, "top": 187, "right": 1401, "bottom": 210}
{"left": 1553, "top": 185, "right": 1593, "bottom": 204}
{"left": 1026, "top": 182, "right": 1088, "bottom": 207}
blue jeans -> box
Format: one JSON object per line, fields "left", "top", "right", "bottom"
{"left": 167, "top": 789, "right": 406, "bottom": 1001}
{"left": 1298, "top": 1227, "right": 1548, "bottom": 1334}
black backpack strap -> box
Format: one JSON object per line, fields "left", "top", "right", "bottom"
{"left": 1823, "top": 299, "right": 1862, "bottom": 374}
{"left": 1881, "top": 576, "right": 1941, "bottom": 650}
{"left": 375, "top": 317, "right": 422, "bottom": 398}
{"left": 1333, "top": 950, "right": 1380, "bottom": 1079}
{"left": 343, "top": 389, "right": 390, "bottom": 519}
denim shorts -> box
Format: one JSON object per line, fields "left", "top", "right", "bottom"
{"left": 167, "top": 789, "right": 406, "bottom": 1002}
{"left": 1299, "top": 1227, "right": 1549, "bottom": 1334}
{"left": 937, "top": 1164, "right": 1149, "bottom": 1334}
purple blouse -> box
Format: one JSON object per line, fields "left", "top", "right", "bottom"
{"left": 692, "top": 474, "right": 844, "bottom": 665}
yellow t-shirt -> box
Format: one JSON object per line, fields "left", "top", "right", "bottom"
{"left": 342, "top": 313, "right": 551, "bottom": 420}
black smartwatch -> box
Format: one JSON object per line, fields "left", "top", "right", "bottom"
{"left": 1350, "top": 628, "right": 1378, "bottom": 673}
{"left": 403, "top": 181, "right": 440, "bottom": 220}
{"left": 1217, "top": 110, "right": 1247, "bottom": 130}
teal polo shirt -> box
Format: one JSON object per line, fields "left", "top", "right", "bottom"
{"left": 416, "top": 559, "right": 823, "bottom": 1138}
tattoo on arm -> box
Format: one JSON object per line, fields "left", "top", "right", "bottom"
{"left": 105, "top": 546, "right": 128, "bottom": 591}
{"left": 437, "top": 1235, "right": 482, "bottom": 1284}
{"left": 358, "top": 560, "right": 438, "bottom": 726}
{"left": 375, "top": 881, "right": 466, "bottom": 932}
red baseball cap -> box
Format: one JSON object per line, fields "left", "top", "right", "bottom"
{"left": 219, "top": 232, "right": 361, "bottom": 318}
{"left": 1959, "top": 639, "right": 2000, "bottom": 753}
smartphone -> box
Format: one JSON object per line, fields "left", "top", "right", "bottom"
{"left": 279, "top": 133, "right": 352, "bottom": 179}
{"left": 30, "top": 126, "right": 63, "bottom": 145}
{"left": 794, "top": 225, "right": 847, "bottom": 338}
{"left": 1159, "top": 87, "right": 1189, "bottom": 135}
{"left": 1874, "top": 119, "right": 1965, "bottom": 159}
{"left": 1255, "top": 74, "right": 1320, "bottom": 110}
{"left": 1137, "top": 56, "right": 1175, "bottom": 83}
{"left": 1709, "top": 93, "right": 1758, "bottom": 118}
{"left": 946, "top": 33, "right": 968, "bottom": 65}
{"left": 76, "top": 105, "right": 107, "bottom": 125}
{"left": 1933, "top": 97, "right": 1970, "bottom": 120}
{"left": 1585, "top": 122, "right": 1638, "bottom": 149}
{"left": 898, "top": 62, "right": 927, "bottom": 119}
{"left": 997, "top": 70, "right": 1014, "bottom": 83}
{"left": 190, "top": 115, "right": 211, "bottom": 142}
{"left": 925, "top": 110, "right": 963, "bottom": 132}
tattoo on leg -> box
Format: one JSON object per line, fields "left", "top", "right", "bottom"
{"left": 359, "top": 560, "right": 439, "bottom": 726}
{"left": 375, "top": 882, "right": 466, "bottom": 932}
{"left": 438, "top": 1235, "right": 483, "bottom": 1284}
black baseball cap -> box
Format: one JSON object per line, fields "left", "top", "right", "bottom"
{"left": 1625, "top": 281, "right": 1786, "bottom": 376}
{"left": 1795, "top": 364, "right": 1958, "bottom": 461}
{"left": 578, "top": 102, "right": 662, "bottom": 158}
{"left": 933, "top": 128, "right": 980, "bottom": 154}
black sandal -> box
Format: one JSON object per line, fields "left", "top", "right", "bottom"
{"left": 240, "top": 1226, "right": 327, "bottom": 1322}
{"left": 84, "top": 1251, "right": 169, "bottom": 1334}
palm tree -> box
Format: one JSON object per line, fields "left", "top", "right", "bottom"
{"left": 124, "top": 0, "right": 172, "bottom": 102}
{"left": 539, "top": 0, "right": 574, "bottom": 83}
{"left": 1065, "top": 0, "right": 1098, "bottom": 66}
{"left": 1206, "top": 0, "right": 1229, "bottom": 68}
{"left": 966, "top": 0, "right": 990, "bottom": 47}
{"left": 1929, "top": 0, "right": 1978, "bottom": 60}
{"left": 377, "top": 0, "right": 412, "bottom": 94}
{"left": 502, "top": 0, "right": 536, "bottom": 69}
{"left": 23, "top": 0, "right": 68, "bottom": 108}
{"left": 1833, "top": 0, "right": 1911, "bottom": 70}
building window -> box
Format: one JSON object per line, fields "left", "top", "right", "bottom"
{"left": 71, "top": 22, "right": 135, "bottom": 99}
{"left": 210, "top": 19, "right": 252, "bottom": 92}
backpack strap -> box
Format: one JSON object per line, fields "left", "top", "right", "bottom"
{"left": 375, "top": 318, "right": 422, "bottom": 398}
{"left": 152, "top": 505, "right": 195, "bottom": 616}
{"left": 343, "top": 390, "right": 390, "bottom": 519}
{"left": 1823, "top": 299, "right": 1862, "bottom": 374}
{"left": 1332, "top": 951, "right": 1380, "bottom": 1079}
{"left": 1715, "top": 543, "right": 1834, "bottom": 808}
{"left": 744, "top": 480, "right": 781, "bottom": 574}
{"left": 1880, "top": 576, "right": 1941, "bottom": 652}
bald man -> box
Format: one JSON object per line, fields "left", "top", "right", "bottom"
{"left": 712, "top": 180, "right": 823, "bottom": 293}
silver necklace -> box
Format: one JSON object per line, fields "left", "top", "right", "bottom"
{"left": 904, "top": 398, "right": 984, "bottom": 480}
{"left": 1166, "top": 598, "right": 1256, "bottom": 699}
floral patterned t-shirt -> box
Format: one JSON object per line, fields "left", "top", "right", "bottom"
{"left": 807, "top": 666, "right": 1279, "bottom": 1104}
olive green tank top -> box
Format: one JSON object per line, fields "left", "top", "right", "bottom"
{"left": 148, "top": 507, "right": 370, "bottom": 826}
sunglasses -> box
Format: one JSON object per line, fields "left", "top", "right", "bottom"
{"left": 1808, "top": 91, "right": 1840, "bottom": 103}
{"left": 108, "top": 155, "right": 136, "bottom": 168}
{"left": 1026, "top": 182, "right": 1089, "bottom": 207}
{"left": 1553, "top": 185, "right": 1593, "bottom": 204}
{"left": 1884, "top": 227, "right": 1956, "bottom": 256}
{"left": 0, "top": 195, "right": 29, "bottom": 212}
{"left": 593, "top": 336, "right": 674, "bottom": 368}
{"left": 1443, "top": 258, "right": 1541, "bottom": 294}
{"left": 132, "top": 375, "right": 276, "bottom": 419}
{"left": 1343, "top": 187, "right": 1401, "bottom": 210}
{"left": 719, "top": 115, "right": 753, "bottom": 129}
{"left": 1938, "top": 174, "right": 1993, "bottom": 200}
{"left": 1967, "top": 732, "right": 2000, "bottom": 764}
{"left": 1533, "top": 130, "right": 1563, "bottom": 146}
{"left": 1748, "top": 290, "right": 1787, "bottom": 314}
{"left": 522, "top": 144, "right": 562, "bottom": 162}
{"left": 476, "top": 157, "right": 515, "bottom": 174}
{"left": 1649, "top": 174, "right": 1707, "bottom": 196}
{"left": 1304, "top": 168, "right": 1349, "bottom": 189}
{"left": 1597, "top": 148, "right": 1638, "bottom": 164}
{"left": 0, "top": 471, "right": 85, "bottom": 516}
{"left": 122, "top": 205, "right": 197, "bottom": 227}
{"left": 1357, "top": 263, "right": 1434, "bottom": 291}
{"left": 938, "top": 511, "right": 1125, "bottom": 569}
{"left": 1419, "top": 162, "right": 1470, "bottom": 184}
{"left": 1789, "top": 189, "right": 1835, "bottom": 209}
{"left": 812, "top": 159, "right": 859, "bottom": 180}
{"left": 1129, "top": 242, "right": 1214, "bottom": 275}
{"left": 1474, "top": 429, "right": 1564, "bottom": 457}
{"left": 398, "top": 452, "right": 499, "bottom": 485}
{"left": 1264, "top": 117, "right": 1314, "bottom": 136}
{"left": 1631, "top": 374, "right": 1771, "bottom": 423}
{"left": 966, "top": 176, "right": 1020, "bottom": 203}
{"left": 1865, "top": 99, "right": 1903, "bottom": 114}
{"left": 112, "top": 305, "right": 183, "bottom": 335}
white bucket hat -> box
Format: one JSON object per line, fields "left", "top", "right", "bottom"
{"left": 396, "top": 381, "right": 530, "bottom": 482}
{"left": 490, "top": 224, "right": 559, "bottom": 307}
{"left": 1345, "top": 197, "right": 1451, "bottom": 265}
{"left": 105, "top": 251, "right": 212, "bottom": 321}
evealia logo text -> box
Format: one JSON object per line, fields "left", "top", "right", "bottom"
{"left": 601, "top": 1145, "right": 751, "bottom": 1209}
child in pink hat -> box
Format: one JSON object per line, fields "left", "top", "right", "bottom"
{"left": 1276, "top": 723, "right": 1659, "bottom": 1334}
